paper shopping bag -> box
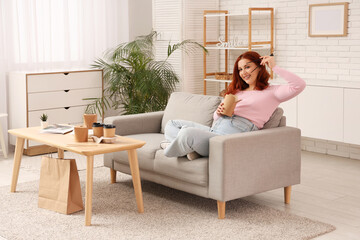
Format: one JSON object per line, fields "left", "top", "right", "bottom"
{"left": 38, "top": 156, "right": 83, "bottom": 214}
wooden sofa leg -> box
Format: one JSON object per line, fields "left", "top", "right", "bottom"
{"left": 110, "top": 168, "right": 117, "bottom": 184}
{"left": 217, "top": 201, "right": 226, "bottom": 219}
{"left": 284, "top": 186, "right": 291, "bottom": 204}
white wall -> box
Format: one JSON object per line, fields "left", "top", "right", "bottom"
{"left": 129, "top": 0, "right": 153, "bottom": 40}
{"left": 152, "top": 0, "right": 220, "bottom": 94}
{"left": 151, "top": 0, "right": 360, "bottom": 159}
{"left": 220, "top": 0, "right": 360, "bottom": 158}
{"left": 153, "top": 0, "right": 360, "bottom": 94}
{"left": 220, "top": 0, "right": 360, "bottom": 86}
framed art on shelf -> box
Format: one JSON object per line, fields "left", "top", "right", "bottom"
{"left": 308, "top": 2, "right": 348, "bottom": 37}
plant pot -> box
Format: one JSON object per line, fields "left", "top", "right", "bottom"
{"left": 83, "top": 114, "right": 97, "bottom": 129}
{"left": 40, "top": 121, "right": 49, "bottom": 129}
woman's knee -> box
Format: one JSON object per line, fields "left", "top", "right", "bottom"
{"left": 177, "top": 127, "right": 195, "bottom": 143}
{"left": 177, "top": 127, "right": 212, "bottom": 156}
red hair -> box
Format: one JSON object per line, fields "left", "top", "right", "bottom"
{"left": 226, "top": 51, "right": 270, "bottom": 94}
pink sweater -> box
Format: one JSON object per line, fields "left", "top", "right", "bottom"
{"left": 213, "top": 66, "right": 306, "bottom": 129}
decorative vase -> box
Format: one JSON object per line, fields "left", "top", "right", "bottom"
{"left": 40, "top": 121, "right": 49, "bottom": 129}
{"left": 83, "top": 114, "right": 97, "bottom": 129}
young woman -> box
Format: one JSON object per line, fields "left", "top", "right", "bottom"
{"left": 162, "top": 51, "right": 306, "bottom": 160}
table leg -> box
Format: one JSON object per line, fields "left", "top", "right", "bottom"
{"left": 85, "top": 155, "right": 94, "bottom": 226}
{"left": 127, "top": 149, "right": 144, "bottom": 213}
{"left": 10, "top": 137, "right": 25, "bottom": 192}
{"left": 57, "top": 149, "right": 64, "bottom": 159}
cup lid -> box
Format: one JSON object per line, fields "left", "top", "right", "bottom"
{"left": 92, "top": 122, "right": 104, "bottom": 127}
{"left": 104, "top": 124, "right": 116, "bottom": 129}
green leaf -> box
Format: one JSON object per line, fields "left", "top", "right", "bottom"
{"left": 89, "top": 31, "right": 206, "bottom": 115}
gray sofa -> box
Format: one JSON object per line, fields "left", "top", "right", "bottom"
{"left": 104, "top": 92, "right": 301, "bottom": 218}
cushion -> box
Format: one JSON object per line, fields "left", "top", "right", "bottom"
{"left": 262, "top": 107, "right": 284, "bottom": 129}
{"left": 112, "top": 133, "right": 165, "bottom": 172}
{"left": 161, "top": 92, "right": 222, "bottom": 133}
{"left": 154, "top": 150, "right": 209, "bottom": 186}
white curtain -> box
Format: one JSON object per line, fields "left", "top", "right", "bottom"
{"left": 0, "top": 0, "right": 129, "bottom": 151}
{"left": 0, "top": 0, "right": 128, "bottom": 69}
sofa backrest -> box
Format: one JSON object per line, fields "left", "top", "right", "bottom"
{"left": 161, "top": 92, "right": 285, "bottom": 133}
{"left": 161, "top": 92, "right": 221, "bottom": 133}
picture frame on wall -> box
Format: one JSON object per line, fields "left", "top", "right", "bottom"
{"left": 309, "top": 2, "right": 348, "bottom": 37}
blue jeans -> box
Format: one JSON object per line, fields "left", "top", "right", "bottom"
{"left": 164, "top": 115, "right": 258, "bottom": 157}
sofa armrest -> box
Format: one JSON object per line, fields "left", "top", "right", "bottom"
{"left": 208, "top": 126, "right": 301, "bottom": 202}
{"left": 104, "top": 111, "right": 164, "bottom": 135}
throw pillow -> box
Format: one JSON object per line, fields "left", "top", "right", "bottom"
{"left": 262, "top": 107, "right": 284, "bottom": 129}
{"left": 161, "top": 92, "right": 222, "bottom": 133}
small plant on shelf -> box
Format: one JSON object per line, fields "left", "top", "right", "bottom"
{"left": 40, "top": 113, "right": 48, "bottom": 129}
{"left": 40, "top": 113, "right": 48, "bottom": 122}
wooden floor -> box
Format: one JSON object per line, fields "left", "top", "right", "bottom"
{"left": 244, "top": 151, "right": 360, "bottom": 239}
{"left": 0, "top": 150, "right": 359, "bottom": 239}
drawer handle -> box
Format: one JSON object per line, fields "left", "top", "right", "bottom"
{"left": 64, "top": 89, "right": 70, "bottom": 92}
{"left": 64, "top": 107, "right": 70, "bottom": 110}
{"left": 64, "top": 72, "right": 69, "bottom": 75}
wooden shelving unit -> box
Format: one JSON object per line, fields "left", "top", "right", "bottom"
{"left": 203, "top": 8, "right": 274, "bottom": 95}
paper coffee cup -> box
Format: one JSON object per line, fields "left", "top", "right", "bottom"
{"left": 221, "top": 94, "right": 237, "bottom": 117}
{"left": 104, "top": 124, "right": 116, "bottom": 138}
{"left": 92, "top": 122, "right": 104, "bottom": 138}
{"left": 74, "top": 126, "right": 88, "bottom": 142}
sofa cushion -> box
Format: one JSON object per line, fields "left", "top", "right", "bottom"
{"left": 154, "top": 150, "right": 208, "bottom": 186}
{"left": 161, "top": 92, "right": 222, "bottom": 133}
{"left": 112, "top": 133, "right": 165, "bottom": 172}
{"left": 262, "top": 107, "right": 284, "bottom": 129}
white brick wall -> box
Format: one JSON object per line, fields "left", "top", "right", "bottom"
{"left": 153, "top": 1, "right": 360, "bottom": 160}
{"left": 220, "top": 0, "right": 360, "bottom": 160}
{"left": 220, "top": 0, "right": 360, "bottom": 83}
{"left": 302, "top": 137, "right": 360, "bottom": 160}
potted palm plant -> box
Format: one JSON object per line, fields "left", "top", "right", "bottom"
{"left": 83, "top": 96, "right": 110, "bottom": 128}
{"left": 83, "top": 111, "right": 97, "bottom": 130}
{"left": 88, "top": 31, "right": 207, "bottom": 115}
{"left": 83, "top": 98, "right": 110, "bottom": 129}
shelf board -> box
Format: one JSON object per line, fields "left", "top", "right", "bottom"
{"left": 204, "top": 77, "right": 232, "bottom": 83}
{"left": 204, "top": 11, "right": 273, "bottom": 18}
{"left": 205, "top": 13, "right": 247, "bottom": 17}
{"left": 205, "top": 45, "right": 271, "bottom": 50}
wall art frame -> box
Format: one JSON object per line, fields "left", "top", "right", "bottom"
{"left": 309, "top": 2, "right": 348, "bottom": 37}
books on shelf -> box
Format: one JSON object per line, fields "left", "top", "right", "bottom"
{"left": 40, "top": 124, "right": 74, "bottom": 134}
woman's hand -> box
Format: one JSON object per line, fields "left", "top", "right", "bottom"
{"left": 216, "top": 102, "right": 224, "bottom": 115}
{"left": 260, "top": 55, "right": 276, "bottom": 69}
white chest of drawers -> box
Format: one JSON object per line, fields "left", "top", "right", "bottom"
{"left": 8, "top": 69, "right": 103, "bottom": 155}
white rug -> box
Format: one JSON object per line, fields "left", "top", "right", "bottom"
{"left": 0, "top": 167, "right": 335, "bottom": 240}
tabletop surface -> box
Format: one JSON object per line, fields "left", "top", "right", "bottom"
{"left": 8, "top": 126, "right": 146, "bottom": 156}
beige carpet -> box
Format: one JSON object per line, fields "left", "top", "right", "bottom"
{"left": 0, "top": 167, "right": 335, "bottom": 240}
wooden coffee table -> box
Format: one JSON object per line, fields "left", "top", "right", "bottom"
{"left": 8, "top": 126, "right": 146, "bottom": 226}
